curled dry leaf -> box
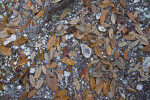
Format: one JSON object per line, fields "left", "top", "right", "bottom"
{"left": 120, "top": 0, "right": 126, "bottom": 8}
{"left": 126, "top": 87, "right": 137, "bottom": 93}
{"left": 94, "top": 82, "right": 104, "bottom": 95}
{"left": 47, "top": 34, "right": 56, "bottom": 51}
{"left": 0, "top": 46, "right": 12, "bottom": 56}
{"left": 127, "top": 12, "right": 138, "bottom": 24}
{"left": 35, "top": 79, "right": 44, "bottom": 89}
{"left": 46, "top": 63, "right": 57, "bottom": 68}
{"left": 123, "top": 49, "right": 129, "bottom": 60}
{"left": 46, "top": 69, "right": 57, "bottom": 90}
{"left": 74, "top": 78, "right": 81, "bottom": 91}
{"left": 115, "top": 57, "right": 125, "bottom": 70}
{"left": 61, "top": 57, "right": 75, "bottom": 66}
{"left": 57, "top": 89, "right": 68, "bottom": 97}
{"left": 29, "top": 75, "right": 36, "bottom": 87}
{"left": 95, "top": 46, "right": 104, "bottom": 59}
{"left": 90, "top": 77, "right": 95, "bottom": 90}
{"left": 141, "top": 44, "right": 150, "bottom": 51}
{"left": 60, "top": 8, "right": 68, "bottom": 20}
{"left": 108, "top": 80, "right": 116, "bottom": 98}
{"left": 34, "top": 66, "right": 42, "bottom": 78}
{"left": 103, "top": 79, "right": 111, "bottom": 95}
{"left": 11, "top": 36, "right": 28, "bottom": 46}
{"left": 17, "top": 58, "right": 28, "bottom": 66}
{"left": 27, "top": 89, "right": 39, "bottom": 98}
{"left": 118, "top": 42, "right": 127, "bottom": 47}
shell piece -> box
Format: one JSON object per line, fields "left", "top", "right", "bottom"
{"left": 81, "top": 44, "right": 91, "bottom": 58}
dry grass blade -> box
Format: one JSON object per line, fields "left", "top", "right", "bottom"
{"left": 95, "top": 46, "right": 104, "bottom": 59}
{"left": 127, "top": 12, "right": 138, "bottom": 24}
{"left": 0, "top": 46, "right": 12, "bottom": 56}
{"left": 60, "top": 8, "right": 68, "bottom": 20}
{"left": 103, "top": 79, "right": 110, "bottom": 95}
{"left": 74, "top": 78, "right": 81, "bottom": 91}
{"left": 11, "top": 36, "right": 28, "bottom": 46}
{"left": 46, "top": 34, "right": 56, "bottom": 51}
{"left": 120, "top": 0, "right": 126, "bottom": 8}
{"left": 90, "top": 77, "right": 95, "bottom": 90}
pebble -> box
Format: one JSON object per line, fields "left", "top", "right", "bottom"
{"left": 96, "top": 13, "right": 101, "bottom": 20}
{"left": 29, "top": 68, "right": 35, "bottom": 73}
{"left": 17, "top": 85, "right": 22, "bottom": 89}
{"left": 136, "top": 84, "right": 143, "bottom": 91}
{"left": 98, "top": 25, "right": 106, "bottom": 32}
{"left": 3, "top": 34, "right": 17, "bottom": 45}
{"left": 81, "top": 44, "right": 91, "bottom": 58}
{"left": 64, "top": 71, "right": 70, "bottom": 77}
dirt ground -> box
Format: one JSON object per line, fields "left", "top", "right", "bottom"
{"left": 0, "top": 0, "right": 150, "bottom": 100}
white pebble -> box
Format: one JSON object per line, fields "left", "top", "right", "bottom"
{"left": 98, "top": 25, "right": 106, "bottom": 32}
{"left": 29, "top": 68, "right": 35, "bottom": 73}
{"left": 136, "top": 84, "right": 143, "bottom": 91}
{"left": 64, "top": 71, "right": 70, "bottom": 77}
{"left": 3, "top": 34, "right": 16, "bottom": 45}
{"left": 17, "top": 85, "right": 22, "bottom": 89}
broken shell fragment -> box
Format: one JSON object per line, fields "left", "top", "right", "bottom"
{"left": 81, "top": 44, "right": 91, "bottom": 58}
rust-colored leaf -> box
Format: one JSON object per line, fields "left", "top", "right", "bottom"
{"left": 127, "top": 12, "right": 138, "bottom": 24}
{"left": 141, "top": 44, "right": 150, "bottom": 51}
{"left": 32, "top": 19, "right": 36, "bottom": 26}
{"left": 20, "top": 92, "right": 28, "bottom": 100}
{"left": 21, "top": 50, "right": 26, "bottom": 58}
{"left": 0, "top": 46, "right": 12, "bottom": 56}
{"left": 57, "top": 89, "right": 68, "bottom": 97}
{"left": 27, "top": 89, "right": 39, "bottom": 98}
{"left": 120, "top": 0, "right": 126, "bottom": 8}
{"left": 46, "top": 63, "right": 57, "bottom": 68}
{"left": 46, "top": 34, "right": 56, "bottom": 51}
{"left": 11, "top": 36, "right": 28, "bottom": 46}
{"left": 123, "top": 49, "right": 129, "bottom": 60}
{"left": 79, "top": 67, "right": 87, "bottom": 77}
{"left": 95, "top": 46, "right": 104, "bottom": 59}
{"left": 54, "top": 81, "right": 58, "bottom": 95}
{"left": 38, "top": 49, "right": 43, "bottom": 61}
{"left": 126, "top": 87, "right": 137, "bottom": 93}
{"left": 103, "top": 79, "right": 110, "bottom": 95}
{"left": 94, "top": 82, "right": 104, "bottom": 95}
{"left": 89, "top": 41, "right": 104, "bottom": 48}
{"left": 46, "top": 69, "right": 57, "bottom": 90}
{"left": 90, "top": 77, "right": 95, "bottom": 90}
{"left": 61, "top": 57, "right": 75, "bottom": 66}
{"left": 17, "top": 58, "right": 28, "bottom": 66}
{"left": 74, "top": 78, "right": 80, "bottom": 91}
{"left": 67, "top": 65, "right": 73, "bottom": 73}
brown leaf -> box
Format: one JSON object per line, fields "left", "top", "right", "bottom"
{"left": 46, "top": 34, "right": 56, "bottom": 51}
{"left": 67, "top": 65, "right": 73, "bottom": 73}
{"left": 141, "top": 44, "right": 150, "bottom": 51}
{"left": 27, "top": 89, "right": 39, "bottom": 98}
{"left": 95, "top": 47, "right": 104, "bottom": 59}
{"left": 46, "top": 69, "right": 57, "bottom": 90}
{"left": 115, "top": 57, "right": 125, "bottom": 70}
{"left": 108, "top": 80, "right": 116, "bottom": 98}
{"left": 68, "top": 51, "right": 77, "bottom": 57}
{"left": 11, "top": 36, "right": 28, "bottom": 46}
{"left": 126, "top": 87, "right": 137, "bottom": 93}
{"left": 60, "top": 8, "right": 68, "bottom": 20}
{"left": 0, "top": 46, "right": 12, "bottom": 56}
{"left": 36, "top": 0, "right": 43, "bottom": 6}
{"left": 38, "top": 49, "right": 43, "bottom": 61}
{"left": 32, "top": 19, "right": 36, "bottom": 26}
{"left": 61, "top": 57, "right": 75, "bottom": 65}
{"left": 73, "top": 31, "right": 85, "bottom": 40}
{"left": 57, "top": 89, "right": 68, "bottom": 97}
{"left": 118, "top": 42, "right": 127, "bottom": 48}
{"left": 74, "top": 93, "right": 82, "bottom": 100}
{"left": 100, "top": 10, "right": 108, "bottom": 25}
{"left": 49, "top": 47, "right": 55, "bottom": 63}
{"left": 62, "top": 46, "right": 69, "bottom": 57}
{"left": 128, "top": 40, "right": 139, "bottom": 49}
{"left": 106, "top": 44, "right": 111, "bottom": 56}
{"left": 0, "top": 15, "right": 8, "bottom": 28}
{"left": 89, "top": 41, "right": 104, "bottom": 48}
{"left": 34, "top": 66, "right": 42, "bottom": 78}
{"left": 103, "top": 79, "right": 110, "bottom": 95}
{"left": 54, "top": 37, "right": 60, "bottom": 46}
{"left": 74, "top": 78, "right": 81, "bottom": 91}
{"left": 100, "top": 1, "right": 114, "bottom": 9}
{"left": 135, "top": 34, "right": 149, "bottom": 45}
{"left": 17, "top": 18, "right": 31, "bottom": 32}
{"left": 123, "top": 49, "right": 129, "bottom": 60}
{"left": 20, "top": 92, "right": 28, "bottom": 100}
{"left": 120, "top": 0, "right": 126, "bottom": 8}
{"left": 109, "top": 28, "right": 114, "bottom": 39}
{"left": 79, "top": 67, "right": 87, "bottom": 77}
{"left": 7, "top": 15, "right": 21, "bottom": 28}
{"left": 69, "top": 19, "right": 80, "bottom": 25}
{"left": 127, "top": 12, "right": 138, "bottom": 24}
{"left": 21, "top": 50, "right": 26, "bottom": 58}
{"left": 41, "top": 65, "right": 46, "bottom": 75}
{"left": 54, "top": 96, "right": 69, "bottom": 100}
{"left": 123, "top": 33, "right": 136, "bottom": 40}
{"left": 35, "top": 79, "right": 44, "bottom": 89}
{"left": 29, "top": 75, "right": 36, "bottom": 87}
{"left": 111, "top": 13, "right": 116, "bottom": 24}
{"left": 46, "top": 63, "right": 57, "bottom": 68}
{"left": 90, "top": 77, "right": 95, "bottom": 90}
{"left": 36, "top": 9, "right": 45, "bottom": 18}
{"left": 22, "top": 11, "right": 29, "bottom": 18}
{"left": 17, "top": 58, "right": 28, "bottom": 66}
{"left": 4, "top": 28, "right": 16, "bottom": 34}
{"left": 94, "top": 82, "right": 104, "bottom": 95}
{"left": 114, "top": 50, "right": 120, "bottom": 60}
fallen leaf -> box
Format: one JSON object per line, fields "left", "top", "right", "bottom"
{"left": 47, "top": 34, "right": 56, "bottom": 51}
{"left": 21, "top": 50, "right": 26, "bottom": 59}
{"left": 106, "top": 44, "right": 111, "bottom": 56}
{"left": 73, "top": 31, "right": 85, "bottom": 40}
{"left": 127, "top": 12, "right": 138, "bottom": 24}
{"left": 32, "top": 19, "right": 36, "bottom": 26}
{"left": 89, "top": 71, "right": 103, "bottom": 77}
{"left": 60, "top": 8, "right": 68, "bottom": 20}
{"left": 61, "top": 57, "right": 75, "bottom": 66}
{"left": 22, "top": 11, "right": 29, "bottom": 18}
{"left": 62, "top": 46, "right": 69, "bottom": 57}
{"left": 135, "top": 24, "right": 144, "bottom": 35}
{"left": 34, "top": 66, "right": 42, "bottom": 78}
{"left": 29, "top": 75, "right": 36, "bottom": 87}
{"left": 0, "top": 15, "right": 8, "bottom": 28}
{"left": 67, "top": 65, "right": 73, "bottom": 73}
{"left": 27, "top": 89, "right": 39, "bottom": 98}
{"left": 128, "top": 62, "right": 140, "bottom": 72}
{"left": 0, "top": 46, "right": 12, "bottom": 56}
{"left": 69, "top": 19, "right": 80, "bottom": 25}
{"left": 46, "top": 63, "right": 57, "bottom": 68}
{"left": 135, "top": 34, "right": 149, "bottom": 45}
{"left": 4, "top": 28, "right": 16, "bottom": 34}
{"left": 118, "top": 42, "right": 127, "bottom": 47}
{"left": 90, "top": 77, "right": 95, "bottom": 90}
{"left": 100, "top": 10, "right": 108, "bottom": 25}
{"left": 109, "top": 28, "right": 114, "bottom": 39}
{"left": 123, "top": 49, "right": 129, "bottom": 60}
{"left": 46, "top": 69, "right": 57, "bottom": 90}
{"left": 57, "top": 89, "right": 68, "bottom": 97}
{"left": 120, "top": 0, "right": 126, "bottom": 8}
{"left": 35, "top": 79, "right": 44, "bottom": 89}
{"left": 17, "top": 58, "right": 28, "bottom": 66}
{"left": 100, "top": 1, "right": 114, "bottom": 8}
{"left": 74, "top": 78, "right": 81, "bottom": 91}
{"left": 11, "top": 36, "right": 28, "bottom": 46}
{"left": 114, "top": 50, "right": 119, "bottom": 60}
{"left": 54, "top": 96, "right": 69, "bottom": 100}
{"left": 74, "top": 93, "right": 82, "bottom": 100}
{"left": 41, "top": 65, "right": 46, "bottom": 75}
{"left": 54, "top": 81, "right": 58, "bottom": 95}
{"left": 36, "top": 0, "right": 43, "bottom": 6}
{"left": 95, "top": 46, "right": 104, "bottom": 59}
{"left": 108, "top": 80, "right": 116, "bottom": 98}
{"left": 6, "top": 15, "right": 21, "bottom": 28}
{"left": 20, "top": 92, "right": 28, "bottom": 100}
{"left": 111, "top": 13, "right": 116, "bottom": 24}
{"left": 103, "top": 79, "right": 110, "bottom": 95}
{"left": 17, "top": 18, "right": 31, "bottom": 32}
{"left": 128, "top": 40, "right": 139, "bottom": 49}
{"left": 54, "top": 37, "right": 60, "bottom": 46}
{"left": 94, "top": 81, "right": 104, "bottom": 95}
{"left": 126, "top": 87, "right": 137, "bottom": 93}
{"left": 51, "top": 0, "right": 61, "bottom": 3}
{"left": 79, "top": 67, "right": 87, "bottom": 77}
{"left": 141, "top": 44, "right": 150, "bottom": 51}
{"left": 49, "top": 47, "right": 55, "bottom": 63}
{"left": 115, "top": 57, "right": 125, "bottom": 70}
{"left": 0, "top": 30, "right": 8, "bottom": 38}
{"left": 38, "top": 49, "right": 43, "bottom": 61}
{"left": 68, "top": 51, "right": 77, "bottom": 57}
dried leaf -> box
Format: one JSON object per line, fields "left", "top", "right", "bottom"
{"left": 11, "top": 36, "right": 28, "bottom": 46}
{"left": 60, "top": 8, "right": 68, "bottom": 20}
{"left": 32, "top": 19, "right": 36, "bottom": 26}
{"left": 108, "top": 80, "right": 116, "bottom": 98}
{"left": 109, "top": 28, "right": 114, "bottom": 39}
{"left": 126, "top": 87, "right": 137, "bottom": 93}
{"left": 73, "top": 31, "right": 85, "bottom": 40}
{"left": 127, "top": 12, "right": 138, "bottom": 24}
{"left": 128, "top": 40, "right": 139, "bottom": 49}
{"left": 79, "top": 67, "right": 87, "bottom": 77}
{"left": 68, "top": 51, "right": 77, "bottom": 57}
{"left": 54, "top": 81, "right": 58, "bottom": 95}
{"left": 0, "top": 30, "right": 8, "bottom": 38}
{"left": 61, "top": 57, "right": 75, "bottom": 65}
{"left": 17, "top": 18, "right": 31, "bottom": 32}
{"left": 46, "top": 63, "right": 57, "bottom": 68}
{"left": 20, "top": 92, "right": 28, "bottom": 100}
{"left": 120, "top": 0, "right": 126, "bottom": 8}
{"left": 21, "top": 50, "right": 26, "bottom": 58}
{"left": 114, "top": 50, "right": 119, "bottom": 60}
{"left": 51, "top": 0, "right": 61, "bottom": 3}
{"left": 115, "top": 57, "right": 125, "bottom": 70}
{"left": 99, "top": 1, "right": 114, "bottom": 8}
{"left": 94, "top": 82, "right": 104, "bottom": 95}
{"left": 135, "top": 24, "right": 144, "bottom": 35}
{"left": 123, "top": 49, "right": 129, "bottom": 60}
{"left": 34, "top": 66, "right": 42, "bottom": 78}
{"left": 35, "top": 79, "right": 44, "bottom": 89}
{"left": 103, "top": 79, "right": 110, "bottom": 95}
{"left": 106, "top": 44, "right": 111, "bottom": 56}
{"left": 0, "top": 15, "right": 8, "bottom": 28}
{"left": 100, "top": 10, "right": 108, "bottom": 25}
{"left": 90, "top": 77, "right": 95, "bottom": 90}
{"left": 95, "top": 47, "right": 104, "bottom": 59}
{"left": 57, "top": 89, "right": 68, "bottom": 97}
{"left": 74, "top": 93, "right": 82, "bottom": 100}
{"left": 29, "top": 75, "right": 36, "bottom": 87}
{"left": 27, "top": 89, "right": 39, "bottom": 98}
{"left": 41, "top": 65, "right": 46, "bottom": 75}
{"left": 135, "top": 34, "right": 149, "bottom": 45}
{"left": 74, "top": 78, "right": 81, "bottom": 91}
{"left": 38, "top": 49, "right": 43, "bottom": 61}
{"left": 7, "top": 15, "right": 21, "bottom": 27}
{"left": 46, "top": 69, "right": 57, "bottom": 90}
{"left": 54, "top": 37, "right": 60, "bottom": 46}
{"left": 128, "top": 62, "right": 140, "bottom": 72}
{"left": 141, "top": 44, "right": 150, "bottom": 51}
{"left": 47, "top": 34, "right": 56, "bottom": 51}
{"left": 36, "top": 0, "right": 43, "bottom": 6}
{"left": 49, "top": 47, "right": 55, "bottom": 63}
{"left": 22, "top": 11, "right": 29, "bottom": 18}
{"left": 111, "top": 13, "right": 116, "bottom": 24}
{"left": 4, "top": 28, "right": 16, "bottom": 34}
{"left": 36, "top": 9, "right": 44, "bottom": 18}
{"left": 118, "top": 42, "right": 127, "bottom": 47}
{"left": 54, "top": 96, "right": 69, "bottom": 100}
{"left": 69, "top": 19, "right": 80, "bottom": 25}
{"left": 17, "top": 58, "right": 28, "bottom": 66}
{"left": 0, "top": 46, "right": 12, "bottom": 56}
{"left": 89, "top": 71, "right": 103, "bottom": 77}
{"left": 62, "top": 46, "right": 69, "bottom": 57}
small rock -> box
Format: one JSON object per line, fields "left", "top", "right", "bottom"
{"left": 142, "top": 57, "right": 150, "bottom": 72}
{"left": 64, "top": 71, "right": 70, "bottom": 77}
{"left": 3, "top": 34, "right": 16, "bottom": 45}
{"left": 29, "top": 68, "right": 35, "bottom": 74}
{"left": 17, "top": 85, "right": 22, "bottom": 89}
{"left": 136, "top": 84, "right": 143, "bottom": 91}
{"left": 98, "top": 25, "right": 106, "bottom": 32}
{"left": 96, "top": 13, "right": 101, "bottom": 20}
{"left": 81, "top": 44, "right": 91, "bottom": 58}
